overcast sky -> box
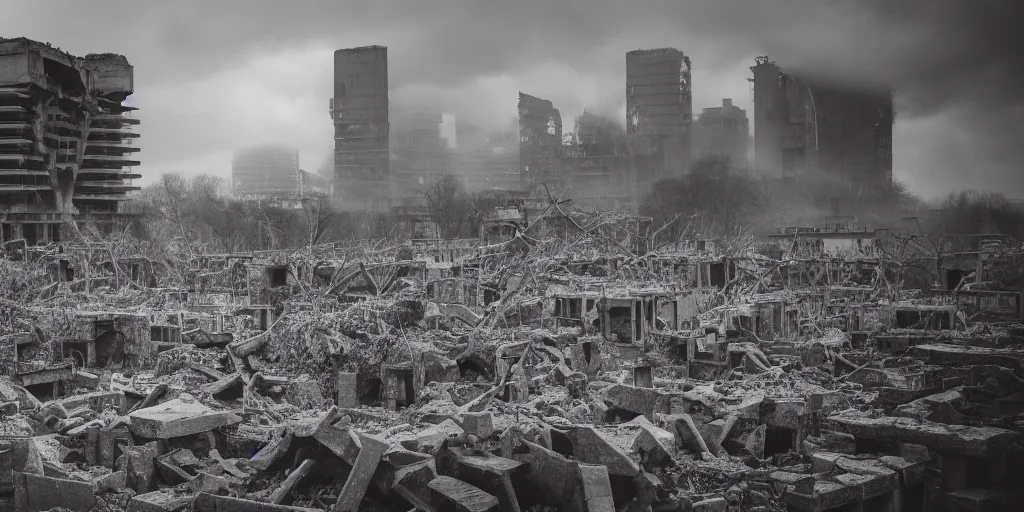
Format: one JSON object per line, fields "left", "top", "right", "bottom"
{"left": 2, "top": 0, "right": 1019, "bottom": 201}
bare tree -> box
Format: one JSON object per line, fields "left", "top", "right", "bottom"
{"left": 422, "top": 174, "right": 472, "bottom": 239}
{"left": 302, "top": 195, "right": 335, "bottom": 250}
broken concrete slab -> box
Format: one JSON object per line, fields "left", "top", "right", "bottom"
{"left": 128, "top": 397, "right": 241, "bottom": 439}
{"left": 336, "top": 372, "right": 358, "bottom": 408}
{"left": 191, "top": 492, "right": 323, "bottom": 511}
{"left": 663, "top": 413, "right": 713, "bottom": 458}
{"left": 313, "top": 425, "right": 359, "bottom": 465}
{"left": 510, "top": 439, "right": 580, "bottom": 508}
{"left": 618, "top": 415, "right": 675, "bottom": 467}
{"left": 127, "top": 489, "right": 192, "bottom": 512}
{"left": 428, "top": 475, "right": 500, "bottom": 512}
{"left": 826, "top": 413, "right": 1021, "bottom": 458}
{"left": 691, "top": 497, "right": 727, "bottom": 512}
{"left": 455, "top": 453, "right": 526, "bottom": 512}
{"left": 459, "top": 411, "right": 496, "bottom": 439}
{"left": 416, "top": 419, "right": 465, "bottom": 449}
{"left": 392, "top": 461, "right": 438, "bottom": 512}
{"left": 187, "top": 471, "right": 230, "bottom": 494}
{"left": 909, "top": 343, "right": 1022, "bottom": 369}
{"left": 156, "top": 457, "right": 193, "bottom": 486}
{"left": 270, "top": 458, "right": 316, "bottom": 504}
{"left": 601, "top": 384, "right": 669, "bottom": 420}
{"left": 13, "top": 472, "right": 96, "bottom": 512}
{"left": 122, "top": 441, "right": 159, "bottom": 494}
{"left": 565, "top": 426, "right": 640, "bottom": 477}
{"left": 576, "top": 463, "right": 616, "bottom": 512}
{"left": 333, "top": 431, "right": 389, "bottom": 512}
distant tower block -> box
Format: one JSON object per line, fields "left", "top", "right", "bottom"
{"left": 750, "top": 55, "right": 893, "bottom": 196}
{"left": 331, "top": 46, "right": 390, "bottom": 210}
{"left": 626, "top": 48, "right": 693, "bottom": 187}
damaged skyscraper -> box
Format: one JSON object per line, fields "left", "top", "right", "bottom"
{"left": 626, "top": 48, "right": 692, "bottom": 187}
{"left": 0, "top": 38, "right": 139, "bottom": 244}
{"left": 331, "top": 46, "right": 390, "bottom": 210}
{"left": 751, "top": 56, "right": 894, "bottom": 196}
{"left": 517, "top": 92, "right": 563, "bottom": 195}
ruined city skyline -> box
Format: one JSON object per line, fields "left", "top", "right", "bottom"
{"left": 1, "top": 0, "right": 1019, "bottom": 202}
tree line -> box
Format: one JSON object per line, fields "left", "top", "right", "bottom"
{"left": 123, "top": 164, "right": 1023, "bottom": 257}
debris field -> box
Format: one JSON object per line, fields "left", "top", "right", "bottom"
{"left": 1, "top": 220, "right": 1023, "bottom": 512}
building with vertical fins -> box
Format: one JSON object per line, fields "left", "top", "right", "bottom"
{"left": 751, "top": 56, "right": 893, "bottom": 197}
{"left": 331, "top": 46, "right": 390, "bottom": 210}
{"left": 0, "top": 38, "right": 139, "bottom": 244}
{"left": 626, "top": 48, "right": 692, "bottom": 188}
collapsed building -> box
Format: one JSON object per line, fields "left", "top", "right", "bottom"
{"left": 0, "top": 198, "right": 1021, "bottom": 511}
{"left": 0, "top": 37, "right": 139, "bottom": 243}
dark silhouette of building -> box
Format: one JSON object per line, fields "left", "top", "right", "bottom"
{"left": 518, "top": 92, "right": 562, "bottom": 195}
{"left": 331, "top": 46, "right": 390, "bottom": 210}
{"left": 693, "top": 98, "right": 749, "bottom": 169}
{"left": 562, "top": 112, "right": 634, "bottom": 210}
{"left": 231, "top": 145, "right": 300, "bottom": 198}
{"left": 626, "top": 48, "right": 692, "bottom": 186}
{"left": 751, "top": 56, "right": 893, "bottom": 196}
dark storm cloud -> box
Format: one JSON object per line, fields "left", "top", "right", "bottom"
{"left": 1, "top": 0, "right": 1019, "bottom": 196}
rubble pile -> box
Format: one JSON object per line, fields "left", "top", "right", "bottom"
{"left": 0, "top": 226, "right": 1023, "bottom": 511}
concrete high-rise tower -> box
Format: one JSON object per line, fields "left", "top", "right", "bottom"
{"left": 331, "top": 46, "right": 390, "bottom": 210}
{"left": 626, "top": 48, "right": 692, "bottom": 188}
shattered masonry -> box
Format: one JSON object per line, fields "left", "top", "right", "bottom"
{"left": 1, "top": 197, "right": 1022, "bottom": 511}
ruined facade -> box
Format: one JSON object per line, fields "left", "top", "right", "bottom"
{"left": 230, "top": 145, "right": 300, "bottom": 198}
{"left": 751, "top": 56, "right": 894, "bottom": 196}
{"left": 693, "top": 98, "right": 749, "bottom": 169}
{"left": 331, "top": 46, "right": 390, "bottom": 210}
{"left": 517, "top": 92, "right": 562, "bottom": 195}
{"left": 626, "top": 48, "right": 692, "bottom": 186}
{"left": 0, "top": 38, "right": 139, "bottom": 244}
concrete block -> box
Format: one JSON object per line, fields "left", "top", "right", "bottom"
{"left": 336, "top": 372, "right": 358, "bottom": 408}
{"left": 456, "top": 453, "right": 526, "bottom": 512}
{"left": 335, "top": 432, "right": 389, "bottom": 512}
{"left": 127, "top": 489, "right": 191, "bottom": 512}
{"left": 123, "top": 441, "right": 158, "bottom": 494}
{"left": 188, "top": 472, "right": 230, "bottom": 494}
{"left": 128, "top": 398, "right": 241, "bottom": 439}
{"left": 459, "top": 411, "right": 496, "bottom": 439}
{"left": 391, "top": 461, "right": 437, "bottom": 512}
{"left": 565, "top": 426, "right": 640, "bottom": 477}
{"left": 13, "top": 472, "right": 96, "bottom": 511}
{"left": 415, "top": 419, "right": 464, "bottom": 449}
{"left": 429, "top": 475, "right": 499, "bottom": 512}
{"left": 576, "top": 464, "right": 615, "bottom": 512}
{"left": 191, "top": 492, "right": 322, "bottom": 511}
{"left": 601, "top": 384, "right": 669, "bottom": 420}
{"left": 691, "top": 497, "right": 727, "bottom": 512}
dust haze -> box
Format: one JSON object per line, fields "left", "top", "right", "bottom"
{"left": 0, "top": 0, "right": 1018, "bottom": 197}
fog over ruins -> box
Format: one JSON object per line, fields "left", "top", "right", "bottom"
{"left": 0, "top": 1, "right": 1021, "bottom": 511}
